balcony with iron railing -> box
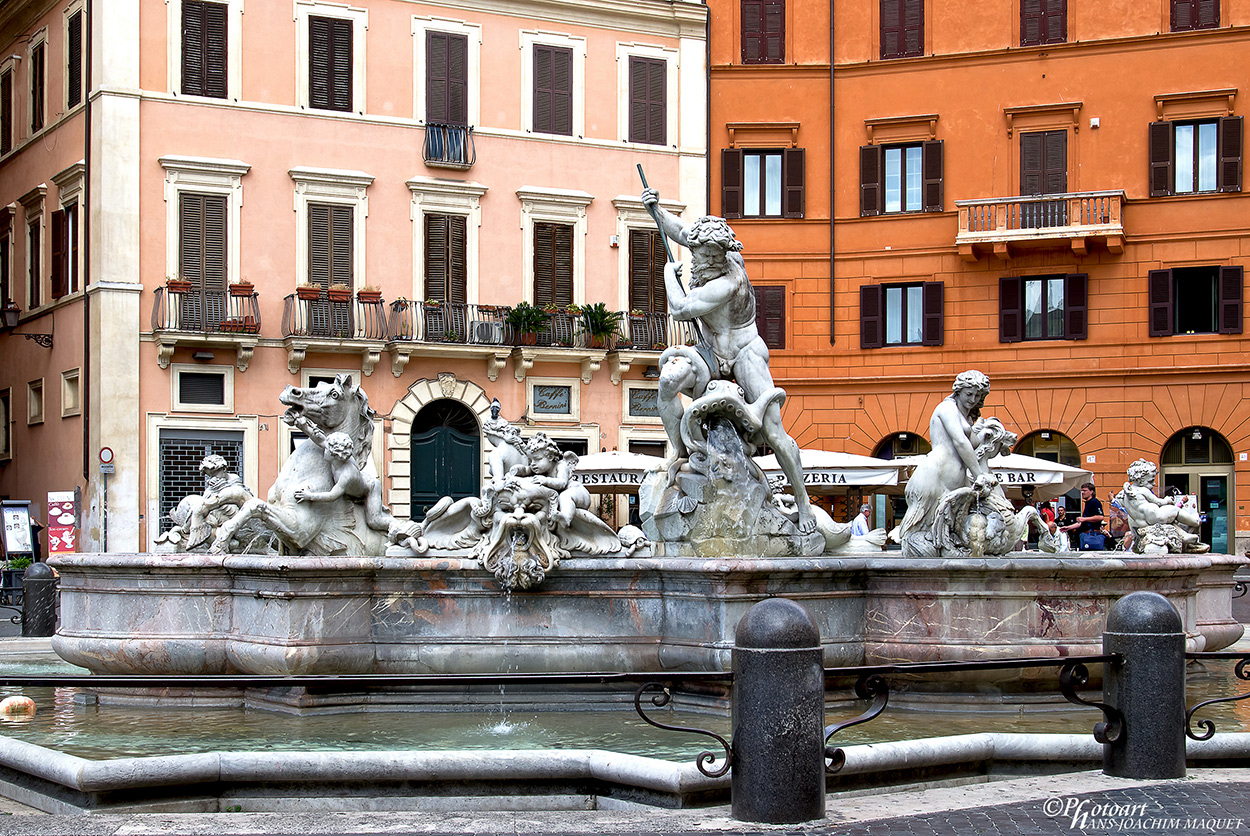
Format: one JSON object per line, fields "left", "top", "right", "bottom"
{"left": 151, "top": 285, "right": 262, "bottom": 371}
{"left": 955, "top": 190, "right": 1126, "bottom": 262}
{"left": 423, "top": 123, "right": 476, "bottom": 170}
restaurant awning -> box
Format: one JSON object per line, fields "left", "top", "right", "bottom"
{"left": 753, "top": 450, "right": 905, "bottom": 494}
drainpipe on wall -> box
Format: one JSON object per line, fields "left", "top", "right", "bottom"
{"left": 705, "top": 4, "right": 712, "bottom": 216}
{"left": 828, "top": 0, "right": 835, "bottom": 346}
{"left": 82, "top": 0, "right": 92, "bottom": 483}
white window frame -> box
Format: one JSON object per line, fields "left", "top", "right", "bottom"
{"left": 144, "top": 413, "right": 260, "bottom": 551}
{"left": 615, "top": 42, "right": 678, "bottom": 147}
{"left": 28, "top": 28, "right": 47, "bottom": 136}
{"left": 295, "top": 0, "right": 368, "bottom": 115}
{"left": 526, "top": 376, "right": 580, "bottom": 423}
{"left": 407, "top": 176, "right": 487, "bottom": 304}
{"left": 61, "top": 368, "right": 80, "bottom": 417}
{"left": 63, "top": 2, "right": 85, "bottom": 110}
{"left": 520, "top": 30, "right": 586, "bottom": 139}
{"left": 26, "top": 378, "right": 44, "bottom": 425}
{"left": 517, "top": 186, "right": 592, "bottom": 306}
{"left": 19, "top": 185, "right": 45, "bottom": 311}
{"left": 166, "top": 0, "right": 244, "bottom": 101}
{"left": 159, "top": 156, "right": 250, "bottom": 287}
{"left": 289, "top": 166, "right": 372, "bottom": 291}
{"left": 171, "top": 363, "right": 235, "bottom": 414}
{"left": 0, "top": 57, "right": 17, "bottom": 156}
{"left": 611, "top": 194, "right": 685, "bottom": 312}
{"left": 412, "top": 16, "right": 481, "bottom": 126}
{"left": 622, "top": 380, "right": 662, "bottom": 425}
{"left": 617, "top": 425, "right": 668, "bottom": 458}
{"left": 51, "top": 161, "right": 84, "bottom": 296}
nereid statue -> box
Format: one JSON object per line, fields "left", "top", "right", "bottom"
{"left": 1116, "top": 459, "right": 1209, "bottom": 554}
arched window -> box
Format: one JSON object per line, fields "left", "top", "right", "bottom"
{"left": 873, "top": 431, "right": 930, "bottom": 460}
{"left": 1160, "top": 426, "right": 1233, "bottom": 553}
{"left": 1014, "top": 429, "right": 1080, "bottom": 467}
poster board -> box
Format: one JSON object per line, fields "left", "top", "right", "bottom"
{"left": 1, "top": 501, "right": 34, "bottom": 559}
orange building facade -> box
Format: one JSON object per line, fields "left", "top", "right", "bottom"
{"left": 711, "top": 0, "right": 1249, "bottom": 552}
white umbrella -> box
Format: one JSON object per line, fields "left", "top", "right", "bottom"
{"left": 572, "top": 451, "right": 664, "bottom": 494}
{"left": 895, "top": 453, "right": 1092, "bottom": 501}
{"left": 753, "top": 449, "right": 905, "bottom": 494}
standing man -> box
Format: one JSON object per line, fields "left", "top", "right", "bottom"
{"left": 1062, "top": 482, "right": 1106, "bottom": 550}
{"left": 641, "top": 187, "right": 816, "bottom": 534}
{"left": 851, "top": 503, "right": 871, "bottom": 536}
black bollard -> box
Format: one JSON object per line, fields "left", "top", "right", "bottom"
{"left": 1102, "top": 590, "right": 1186, "bottom": 778}
{"left": 21, "top": 563, "right": 58, "bottom": 637}
{"left": 731, "top": 598, "right": 826, "bottom": 824}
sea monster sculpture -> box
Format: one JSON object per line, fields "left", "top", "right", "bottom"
{"left": 1115, "top": 459, "right": 1209, "bottom": 554}
{"left": 154, "top": 454, "right": 267, "bottom": 553}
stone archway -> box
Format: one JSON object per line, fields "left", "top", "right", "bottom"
{"left": 387, "top": 374, "right": 492, "bottom": 521}
{"left": 1160, "top": 426, "right": 1234, "bottom": 554}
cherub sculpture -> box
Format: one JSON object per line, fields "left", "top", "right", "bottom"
{"left": 154, "top": 454, "right": 256, "bottom": 552}
{"left": 1115, "top": 459, "right": 1209, "bottom": 554}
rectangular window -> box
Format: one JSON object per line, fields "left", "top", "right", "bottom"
{"left": 30, "top": 41, "right": 44, "bottom": 133}
{"left": 999, "top": 274, "right": 1087, "bottom": 342}
{"left": 423, "top": 213, "right": 467, "bottom": 305}
{"left": 65, "top": 202, "right": 78, "bottom": 294}
{"left": 0, "top": 231, "right": 9, "bottom": 306}
{"left": 1171, "top": 0, "right": 1219, "bottom": 31}
{"left": 1150, "top": 116, "right": 1241, "bottom": 196}
{"left": 860, "top": 282, "right": 943, "bottom": 348}
{"left": 0, "top": 389, "right": 10, "bottom": 461}
{"left": 627, "top": 387, "right": 659, "bottom": 419}
{"left": 182, "top": 0, "right": 228, "bottom": 99}
{"left": 67, "top": 9, "right": 83, "bottom": 107}
{"left": 426, "top": 30, "right": 467, "bottom": 126}
{"left": 308, "top": 203, "right": 353, "bottom": 287}
{"left": 27, "top": 220, "right": 40, "bottom": 309}
{"left": 859, "top": 141, "right": 942, "bottom": 216}
{"left": 754, "top": 285, "right": 785, "bottom": 349}
{"left": 532, "top": 222, "right": 573, "bottom": 308}
{"left": 50, "top": 208, "right": 67, "bottom": 298}
{"left": 628, "top": 56, "right": 665, "bottom": 145}
{"left": 178, "top": 192, "right": 228, "bottom": 330}
{"left": 1149, "top": 266, "right": 1243, "bottom": 336}
{"left": 309, "top": 15, "right": 352, "bottom": 112}
{"left": 741, "top": 0, "right": 784, "bottom": 64}
{"left": 157, "top": 429, "right": 243, "bottom": 532}
{"left": 880, "top": 0, "right": 923, "bottom": 59}
{"left": 722, "top": 148, "right": 806, "bottom": 219}
{"left": 628, "top": 228, "right": 666, "bottom": 313}
{"left": 1021, "top": 0, "right": 1066, "bottom": 46}
{"left": 533, "top": 384, "right": 572, "bottom": 415}
{"left": 0, "top": 68, "right": 11, "bottom": 154}
{"left": 533, "top": 44, "right": 572, "bottom": 136}
{"left": 27, "top": 379, "right": 43, "bottom": 425}
{"left": 61, "top": 369, "right": 80, "bottom": 417}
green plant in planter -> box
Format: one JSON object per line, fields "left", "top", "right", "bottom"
{"left": 5, "top": 557, "right": 32, "bottom": 571}
{"left": 580, "top": 302, "right": 623, "bottom": 348}
{"left": 505, "top": 302, "right": 549, "bottom": 343}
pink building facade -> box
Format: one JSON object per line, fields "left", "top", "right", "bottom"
{"left": 0, "top": 0, "right": 708, "bottom": 552}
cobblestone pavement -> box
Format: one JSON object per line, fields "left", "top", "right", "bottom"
{"left": 0, "top": 771, "right": 1248, "bottom": 836}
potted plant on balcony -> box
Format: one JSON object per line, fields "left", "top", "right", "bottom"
{"left": 296, "top": 282, "right": 322, "bottom": 301}
{"left": 357, "top": 285, "right": 382, "bottom": 304}
{"left": 505, "top": 301, "right": 548, "bottom": 346}
{"left": 579, "top": 302, "right": 623, "bottom": 349}
{"left": 229, "top": 279, "right": 255, "bottom": 297}
{"left": 327, "top": 283, "right": 352, "bottom": 303}
{"left": 166, "top": 274, "right": 192, "bottom": 294}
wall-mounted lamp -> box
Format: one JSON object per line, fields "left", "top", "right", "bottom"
{"left": 1, "top": 301, "right": 53, "bottom": 348}
{"left": 192, "top": 351, "right": 215, "bottom": 361}
{"left": 642, "top": 365, "right": 661, "bottom": 379}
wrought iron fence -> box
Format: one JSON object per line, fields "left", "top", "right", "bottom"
{"left": 423, "top": 123, "right": 476, "bottom": 169}
{"left": 1184, "top": 651, "right": 1250, "bottom": 741}
{"left": 282, "top": 293, "right": 390, "bottom": 340}
{"left": 152, "top": 287, "right": 262, "bottom": 335}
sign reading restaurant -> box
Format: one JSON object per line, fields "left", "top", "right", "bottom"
{"left": 574, "top": 470, "right": 645, "bottom": 486}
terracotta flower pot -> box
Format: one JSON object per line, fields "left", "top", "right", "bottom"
{"left": 296, "top": 286, "right": 322, "bottom": 301}
{"left": 166, "top": 279, "right": 193, "bottom": 294}
{"left": 229, "top": 283, "right": 255, "bottom": 297}
{"left": 327, "top": 288, "right": 351, "bottom": 303}
{"left": 357, "top": 290, "right": 382, "bottom": 304}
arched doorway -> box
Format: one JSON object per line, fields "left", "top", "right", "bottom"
{"left": 1015, "top": 430, "right": 1082, "bottom": 512}
{"left": 1161, "top": 427, "right": 1233, "bottom": 553}
{"left": 410, "top": 399, "right": 480, "bottom": 521}
{"left": 873, "top": 432, "right": 932, "bottom": 538}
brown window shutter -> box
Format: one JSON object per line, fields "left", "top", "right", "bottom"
{"left": 554, "top": 224, "right": 573, "bottom": 306}
{"left": 1045, "top": 0, "right": 1067, "bottom": 43}
{"left": 0, "top": 233, "right": 9, "bottom": 306}
{"left": 31, "top": 42, "right": 44, "bottom": 132}
{"left": 1, "top": 70, "right": 11, "bottom": 154}
{"left": 902, "top": 0, "right": 923, "bottom": 57}
{"left": 310, "top": 17, "right": 351, "bottom": 112}
{"left": 1218, "top": 265, "right": 1243, "bottom": 334}
{"left": 629, "top": 57, "right": 666, "bottom": 145}
{"left": 1148, "top": 268, "right": 1173, "bottom": 336}
{"left": 1020, "top": 132, "right": 1044, "bottom": 194}
{"left": 27, "top": 222, "right": 40, "bottom": 307}
{"left": 629, "top": 229, "right": 665, "bottom": 313}
{"left": 764, "top": 0, "right": 785, "bottom": 62}
{"left": 309, "top": 17, "right": 330, "bottom": 110}
{"left": 1021, "top": 0, "right": 1043, "bottom": 45}
{"left": 922, "top": 140, "right": 943, "bottom": 212}
{"left": 534, "top": 222, "right": 573, "bottom": 307}
{"left": 1199, "top": 0, "right": 1220, "bottom": 27}
{"left": 880, "top": 0, "right": 902, "bottom": 58}
{"left": 999, "top": 276, "right": 1022, "bottom": 342}
{"left": 782, "top": 148, "right": 805, "bottom": 218}
{"left": 448, "top": 215, "right": 467, "bottom": 305}
{"left": 203, "top": 2, "right": 228, "bottom": 99}
{"left": 534, "top": 45, "right": 572, "bottom": 135}
{"left": 1043, "top": 130, "right": 1067, "bottom": 193}
{"left": 308, "top": 203, "right": 350, "bottom": 288}
{"left": 329, "top": 205, "right": 353, "bottom": 286}
{"left": 1217, "top": 115, "right": 1242, "bottom": 192}
{"left": 180, "top": 193, "right": 204, "bottom": 286}
{"left": 424, "top": 214, "right": 448, "bottom": 302}
{"left": 1171, "top": 0, "right": 1190, "bottom": 29}
{"left": 754, "top": 286, "right": 785, "bottom": 349}
{"left": 721, "top": 149, "right": 744, "bottom": 219}
{"left": 203, "top": 194, "right": 227, "bottom": 291}
{"left": 741, "top": 0, "right": 764, "bottom": 64}
{"left": 67, "top": 203, "right": 79, "bottom": 293}
{"left": 1064, "top": 273, "right": 1088, "bottom": 340}
{"left": 308, "top": 204, "right": 329, "bottom": 288}
{"left": 426, "top": 31, "right": 449, "bottom": 123}
{"left": 860, "top": 284, "right": 883, "bottom": 349}
{"left": 447, "top": 34, "right": 467, "bottom": 126}
{"left": 920, "top": 281, "right": 943, "bottom": 345}
{"left": 182, "top": 1, "right": 205, "bottom": 96}
{"left": 1149, "top": 121, "right": 1174, "bottom": 197}
{"left": 50, "top": 210, "right": 66, "bottom": 298}
{"left": 67, "top": 11, "right": 83, "bottom": 107}
{"left": 860, "top": 145, "right": 883, "bottom": 216}
{"left": 330, "top": 19, "right": 352, "bottom": 112}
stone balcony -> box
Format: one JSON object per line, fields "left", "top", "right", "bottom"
{"left": 955, "top": 190, "right": 1125, "bottom": 262}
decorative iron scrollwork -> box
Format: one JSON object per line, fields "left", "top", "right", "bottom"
{"left": 633, "top": 681, "right": 731, "bottom": 777}
{"left": 1059, "top": 661, "right": 1123, "bottom": 744}
{"left": 1186, "top": 656, "right": 1250, "bottom": 741}
{"left": 824, "top": 673, "right": 889, "bottom": 774}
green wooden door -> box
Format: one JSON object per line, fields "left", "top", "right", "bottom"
{"left": 410, "top": 400, "right": 480, "bottom": 521}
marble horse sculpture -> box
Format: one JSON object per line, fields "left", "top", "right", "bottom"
{"left": 206, "top": 374, "right": 413, "bottom": 556}
{"left": 898, "top": 372, "right": 1054, "bottom": 558}
{"left": 1115, "top": 458, "right": 1210, "bottom": 554}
